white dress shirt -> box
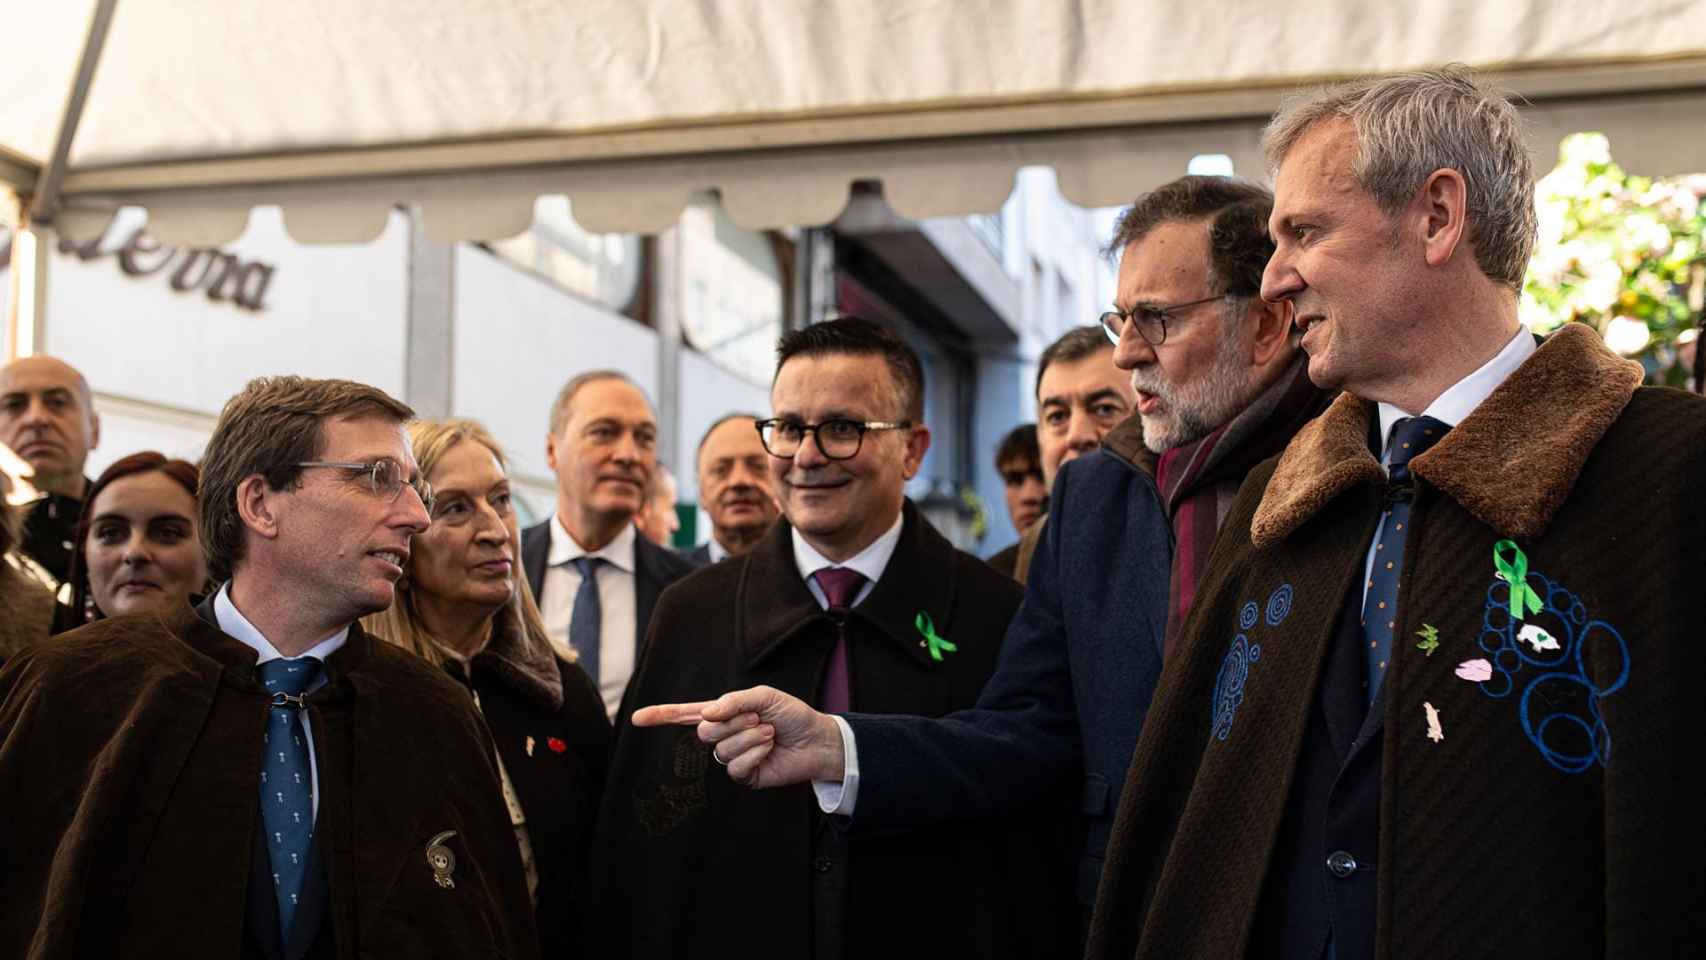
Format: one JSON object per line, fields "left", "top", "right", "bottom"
{"left": 706, "top": 537, "right": 730, "bottom": 564}
{"left": 540, "top": 515, "right": 638, "bottom": 720}
{"left": 1360, "top": 328, "right": 1537, "bottom": 606}
{"left": 799, "top": 512, "right": 906, "bottom": 817}
{"left": 214, "top": 582, "right": 348, "bottom": 820}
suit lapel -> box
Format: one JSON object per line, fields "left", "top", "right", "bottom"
{"left": 521, "top": 520, "right": 550, "bottom": 604}
{"left": 633, "top": 536, "right": 666, "bottom": 657}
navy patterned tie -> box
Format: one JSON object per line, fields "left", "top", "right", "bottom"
{"left": 570, "top": 556, "right": 604, "bottom": 689}
{"left": 258, "top": 656, "right": 323, "bottom": 940}
{"left": 813, "top": 567, "right": 866, "bottom": 714}
{"left": 1362, "top": 416, "right": 1449, "bottom": 704}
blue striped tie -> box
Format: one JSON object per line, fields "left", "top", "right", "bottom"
{"left": 258, "top": 657, "right": 322, "bottom": 940}
{"left": 1362, "top": 417, "right": 1448, "bottom": 704}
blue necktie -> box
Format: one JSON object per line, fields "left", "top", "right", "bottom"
{"left": 258, "top": 656, "right": 323, "bottom": 941}
{"left": 1362, "top": 416, "right": 1449, "bottom": 704}
{"left": 570, "top": 556, "right": 604, "bottom": 689}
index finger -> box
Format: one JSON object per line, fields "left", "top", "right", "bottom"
{"left": 631, "top": 701, "right": 717, "bottom": 727}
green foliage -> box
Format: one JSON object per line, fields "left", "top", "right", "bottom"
{"left": 1523, "top": 133, "right": 1706, "bottom": 387}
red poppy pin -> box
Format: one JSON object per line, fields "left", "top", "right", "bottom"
{"left": 547, "top": 737, "right": 568, "bottom": 754}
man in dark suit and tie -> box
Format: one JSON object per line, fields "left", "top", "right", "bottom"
{"left": 0, "top": 376, "right": 537, "bottom": 959}
{"left": 682, "top": 412, "right": 780, "bottom": 566}
{"left": 590, "top": 317, "right": 1071, "bottom": 959}
{"left": 521, "top": 371, "right": 695, "bottom": 720}
{"left": 637, "top": 176, "right": 1332, "bottom": 932}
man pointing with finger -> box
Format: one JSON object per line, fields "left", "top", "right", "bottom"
{"left": 586, "top": 317, "right": 1071, "bottom": 959}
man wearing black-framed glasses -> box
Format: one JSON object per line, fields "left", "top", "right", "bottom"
{"left": 591, "top": 317, "right": 1070, "bottom": 958}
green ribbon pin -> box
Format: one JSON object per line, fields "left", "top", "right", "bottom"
{"left": 915, "top": 612, "right": 957, "bottom": 662}
{"left": 1415, "top": 623, "right": 1440, "bottom": 656}
{"left": 1493, "top": 539, "right": 1543, "bottom": 622}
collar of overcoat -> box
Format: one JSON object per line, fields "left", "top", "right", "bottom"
{"left": 1250, "top": 322, "right": 1644, "bottom": 548}
{"left": 737, "top": 498, "right": 960, "bottom": 672}
{"left": 185, "top": 593, "right": 379, "bottom": 703}
{"left": 461, "top": 609, "right": 565, "bottom": 713}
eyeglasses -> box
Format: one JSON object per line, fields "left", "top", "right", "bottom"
{"left": 1100, "top": 294, "right": 1234, "bottom": 347}
{"left": 296, "top": 458, "right": 435, "bottom": 514}
{"left": 754, "top": 418, "right": 912, "bottom": 461}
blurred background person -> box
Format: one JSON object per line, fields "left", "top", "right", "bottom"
{"left": 1005, "top": 326, "right": 1138, "bottom": 582}
{"left": 633, "top": 464, "right": 681, "bottom": 548}
{"left": 685, "top": 413, "right": 780, "bottom": 566}
{"left": 365, "top": 418, "right": 608, "bottom": 960}
{"left": 0, "top": 356, "right": 101, "bottom": 586}
{"left": 522, "top": 371, "right": 696, "bottom": 719}
{"left": 986, "top": 423, "right": 1044, "bottom": 577}
{"left": 55, "top": 452, "right": 206, "bottom": 632}
{"left": 1, "top": 472, "right": 55, "bottom": 661}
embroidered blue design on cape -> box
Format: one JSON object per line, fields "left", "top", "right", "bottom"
{"left": 1211, "top": 635, "right": 1260, "bottom": 741}
{"left": 1239, "top": 602, "right": 1259, "bottom": 631}
{"left": 1477, "top": 559, "right": 1629, "bottom": 774}
{"left": 1266, "top": 584, "right": 1294, "bottom": 626}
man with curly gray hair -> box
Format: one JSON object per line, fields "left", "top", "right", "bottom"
{"left": 1088, "top": 66, "right": 1706, "bottom": 960}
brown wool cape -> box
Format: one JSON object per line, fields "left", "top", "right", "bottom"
{"left": 0, "top": 601, "right": 540, "bottom": 960}
{"left": 586, "top": 500, "right": 1076, "bottom": 959}
{"left": 1087, "top": 324, "right": 1706, "bottom": 959}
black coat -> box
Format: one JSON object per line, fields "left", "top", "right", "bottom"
{"left": 446, "top": 614, "right": 612, "bottom": 959}
{"left": 586, "top": 501, "right": 1074, "bottom": 959}
{"left": 520, "top": 518, "right": 698, "bottom": 664}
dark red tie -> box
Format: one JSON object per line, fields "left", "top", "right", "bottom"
{"left": 813, "top": 568, "right": 865, "bottom": 713}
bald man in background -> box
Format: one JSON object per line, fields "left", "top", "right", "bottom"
{"left": 0, "top": 356, "right": 101, "bottom": 585}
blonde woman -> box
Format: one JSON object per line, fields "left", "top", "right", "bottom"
{"left": 364, "top": 419, "right": 607, "bottom": 957}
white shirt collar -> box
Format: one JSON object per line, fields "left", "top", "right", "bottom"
{"left": 547, "top": 512, "right": 636, "bottom": 573}
{"left": 214, "top": 581, "right": 349, "bottom": 665}
{"left": 791, "top": 511, "right": 905, "bottom": 589}
{"left": 1376, "top": 328, "right": 1536, "bottom": 459}
{"left": 707, "top": 537, "right": 730, "bottom": 564}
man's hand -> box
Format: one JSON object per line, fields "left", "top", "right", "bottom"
{"left": 631, "top": 686, "right": 845, "bottom": 788}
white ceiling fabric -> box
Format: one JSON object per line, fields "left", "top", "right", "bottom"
{"left": 2, "top": 0, "right": 1703, "bottom": 242}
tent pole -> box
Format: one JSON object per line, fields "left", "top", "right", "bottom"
{"left": 4, "top": 201, "right": 51, "bottom": 362}
{"left": 29, "top": 0, "right": 119, "bottom": 225}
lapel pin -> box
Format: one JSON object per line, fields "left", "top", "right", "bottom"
{"left": 525, "top": 736, "right": 535, "bottom": 757}
{"left": 1424, "top": 702, "right": 1445, "bottom": 743}
{"left": 1517, "top": 624, "right": 1560, "bottom": 653}
{"left": 1415, "top": 623, "right": 1440, "bottom": 656}
{"left": 1455, "top": 658, "right": 1493, "bottom": 683}
{"left": 1493, "top": 540, "right": 1544, "bottom": 621}
{"left": 914, "top": 612, "right": 957, "bottom": 662}
{"left": 425, "top": 831, "right": 458, "bottom": 889}
{"left": 548, "top": 737, "right": 567, "bottom": 754}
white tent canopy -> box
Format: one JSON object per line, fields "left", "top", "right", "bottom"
{"left": 2, "top": 0, "right": 1705, "bottom": 245}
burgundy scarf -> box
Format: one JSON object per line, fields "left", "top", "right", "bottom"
{"left": 1155, "top": 358, "right": 1332, "bottom": 660}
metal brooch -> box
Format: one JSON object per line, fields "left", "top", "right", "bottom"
{"left": 425, "top": 830, "right": 458, "bottom": 890}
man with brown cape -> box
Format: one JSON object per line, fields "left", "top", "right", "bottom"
{"left": 0, "top": 376, "right": 538, "bottom": 960}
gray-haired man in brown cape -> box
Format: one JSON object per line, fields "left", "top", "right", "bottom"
{"left": 1089, "top": 67, "right": 1706, "bottom": 960}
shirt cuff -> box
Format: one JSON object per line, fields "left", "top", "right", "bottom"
{"left": 810, "top": 714, "right": 860, "bottom": 816}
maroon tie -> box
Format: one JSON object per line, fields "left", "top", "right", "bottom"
{"left": 813, "top": 568, "right": 865, "bottom": 713}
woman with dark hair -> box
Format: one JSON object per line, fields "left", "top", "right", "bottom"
{"left": 54, "top": 452, "right": 207, "bottom": 632}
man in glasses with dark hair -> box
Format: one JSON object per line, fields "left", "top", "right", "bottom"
{"left": 635, "top": 176, "right": 1333, "bottom": 938}
{"left": 0, "top": 376, "right": 539, "bottom": 959}
{"left": 588, "top": 316, "right": 1072, "bottom": 959}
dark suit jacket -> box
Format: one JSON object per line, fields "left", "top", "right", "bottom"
{"left": 521, "top": 517, "right": 697, "bottom": 665}
{"left": 0, "top": 598, "right": 539, "bottom": 960}
{"left": 847, "top": 417, "right": 1174, "bottom": 909}
{"left": 682, "top": 542, "right": 713, "bottom": 567}
{"left": 587, "top": 501, "right": 1074, "bottom": 958}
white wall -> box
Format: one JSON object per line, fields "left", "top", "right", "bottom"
{"left": 451, "top": 246, "right": 661, "bottom": 518}
{"left": 3, "top": 206, "right": 409, "bottom": 476}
